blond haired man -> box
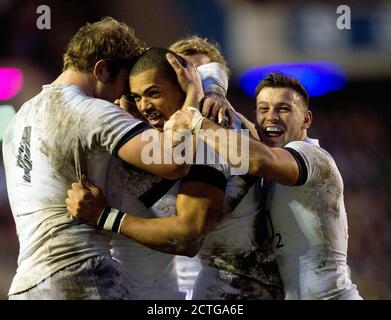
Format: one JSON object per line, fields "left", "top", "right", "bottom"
{"left": 170, "top": 35, "right": 258, "bottom": 139}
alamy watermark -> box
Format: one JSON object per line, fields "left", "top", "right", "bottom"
{"left": 140, "top": 128, "right": 250, "bottom": 175}
{"left": 36, "top": 4, "right": 351, "bottom": 31}
{"left": 336, "top": 5, "right": 351, "bottom": 30}
{"left": 36, "top": 5, "right": 51, "bottom": 30}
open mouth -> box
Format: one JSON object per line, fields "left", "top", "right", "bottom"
{"left": 263, "top": 126, "right": 284, "bottom": 138}
{"left": 144, "top": 110, "right": 164, "bottom": 127}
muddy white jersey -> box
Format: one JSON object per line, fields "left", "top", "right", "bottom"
{"left": 108, "top": 140, "right": 230, "bottom": 299}
{"left": 107, "top": 158, "right": 181, "bottom": 299}
{"left": 267, "top": 138, "right": 362, "bottom": 300}
{"left": 192, "top": 177, "right": 283, "bottom": 300}
{"left": 108, "top": 62, "right": 231, "bottom": 299}
{"left": 2, "top": 84, "right": 149, "bottom": 295}
{"left": 191, "top": 113, "right": 283, "bottom": 300}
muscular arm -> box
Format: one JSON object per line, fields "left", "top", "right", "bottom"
{"left": 66, "top": 173, "right": 225, "bottom": 257}
{"left": 166, "top": 51, "right": 299, "bottom": 185}
{"left": 119, "top": 180, "right": 224, "bottom": 256}
{"left": 199, "top": 118, "right": 300, "bottom": 185}
{"left": 116, "top": 129, "right": 196, "bottom": 180}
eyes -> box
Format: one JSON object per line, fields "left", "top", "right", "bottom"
{"left": 132, "top": 94, "right": 141, "bottom": 103}
{"left": 131, "top": 89, "right": 161, "bottom": 104}
{"left": 257, "top": 105, "right": 291, "bottom": 113}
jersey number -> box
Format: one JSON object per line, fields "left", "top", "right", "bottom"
{"left": 265, "top": 211, "right": 285, "bottom": 249}
{"left": 16, "top": 126, "right": 32, "bottom": 183}
{"left": 276, "top": 233, "right": 284, "bottom": 248}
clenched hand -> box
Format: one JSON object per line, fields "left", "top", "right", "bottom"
{"left": 65, "top": 175, "right": 107, "bottom": 226}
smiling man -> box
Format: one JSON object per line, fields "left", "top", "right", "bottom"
{"left": 66, "top": 48, "right": 231, "bottom": 299}
{"left": 66, "top": 48, "right": 283, "bottom": 300}
{"left": 166, "top": 68, "right": 363, "bottom": 299}
{"left": 255, "top": 80, "right": 311, "bottom": 148}
{"left": 128, "top": 50, "right": 187, "bottom": 129}
{"left": 124, "top": 49, "right": 283, "bottom": 300}
{"left": 252, "top": 73, "right": 362, "bottom": 299}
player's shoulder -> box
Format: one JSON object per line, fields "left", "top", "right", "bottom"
{"left": 194, "top": 139, "right": 231, "bottom": 179}
{"left": 285, "top": 139, "right": 339, "bottom": 183}
{"left": 285, "top": 139, "right": 333, "bottom": 161}
{"left": 47, "top": 84, "right": 119, "bottom": 112}
{"left": 78, "top": 93, "right": 118, "bottom": 111}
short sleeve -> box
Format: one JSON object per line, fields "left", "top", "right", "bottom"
{"left": 284, "top": 141, "right": 334, "bottom": 186}
{"left": 183, "top": 138, "right": 231, "bottom": 191}
{"left": 181, "top": 165, "right": 228, "bottom": 192}
{"left": 194, "top": 138, "right": 231, "bottom": 178}
{"left": 77, "top": 98, "right": 151, "bottom": 156}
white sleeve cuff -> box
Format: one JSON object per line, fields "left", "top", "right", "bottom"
{"left": 197, "top": 62, "right": 228, "bottom": 96}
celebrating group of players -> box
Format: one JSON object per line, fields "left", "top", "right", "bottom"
{"left": 2, "top": 17, "right": 362, "bottom": 300}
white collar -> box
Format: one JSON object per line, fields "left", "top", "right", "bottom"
{"left": 304, "top": 137, "right": 320, "bottom": 147}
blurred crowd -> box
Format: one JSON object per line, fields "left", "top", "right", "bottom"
{"left": 309, "top": 94, "right": 391, "bottom": 299}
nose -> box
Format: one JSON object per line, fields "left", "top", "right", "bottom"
{"left": 139, "top": 97, "right": 153, "bottom": 113}
{"left": 265, "top": 108, "right": 279, "bottom": 123}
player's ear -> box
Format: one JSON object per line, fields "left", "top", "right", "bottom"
{"left": 302, "top": 110, "right": 313, "bottom": 129}
{"left": 93, "top": 60, "right": 110, "bottom": 83}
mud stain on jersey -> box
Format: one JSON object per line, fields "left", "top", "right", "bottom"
{"left": 37, "top": 89, "right": 85, "bottom": 184}
{"left": 202, "top": 242, "right": 284, "bottom": 299}
{"left": 106, "top": 157, "right": 162, "bottom": 200}
{"left": 152, "top": 194, "right": 177, "bottom": 218}
{"left": 118, "top": 160, "right": 163, "bottom": 197}
{"left": 300, "top": 148, "right": 343, "bottom": 220}
{"left": 223, "top": 175, "right": 256, "bottom": 215}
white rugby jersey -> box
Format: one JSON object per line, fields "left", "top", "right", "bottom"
{"left": 2, "top": 84, "right": 149, "bottom": 295}
{"left": 108, "top": 62, "right": 231, "bottom": 299}
{"left": 192, "top": 177, "right": 283, "bottom": 300}
{"left": 107, "top": 158, "right": 181, "bottom": 300}
{"left": 108, "top": 140, "right": 230, "bottom": 299}
{"left": 191, "top": 112, "right": 283, "bottom": 300}
{"left": 266, "top": 138, "right": 362, "bottom": 300}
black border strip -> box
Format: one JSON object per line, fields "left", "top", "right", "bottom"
{"left": 112, "top": 210, "right": 125, "bottom": 233}
{"left": 181, "top": 165, "right": 227, "bottom": 191}
{"left": 111, "top": 122, "right": 152, "bottom": 157}
{"left": 284, "top": 147, "right": 308, "bottom": 186}
{"left": 139, "top": 179, "right": 179, "bottom": 208}
{"left": 97, "top": 206, "right": 111, "bottom": 229}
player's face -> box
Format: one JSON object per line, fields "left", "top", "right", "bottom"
{"left": 255, "top": 87, "right": 311, "bottom": 148}
{"left": 183, "top": 53, "right": 211, "bottom": 68}
{"left": 129, "top": 68, "right": 185, "bottom": 128}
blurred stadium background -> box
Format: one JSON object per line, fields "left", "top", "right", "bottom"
{"left": 0, "top": 0, "right": 390, "bottom": 299}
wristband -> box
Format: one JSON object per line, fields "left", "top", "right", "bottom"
{"left": 97, "top": 206, "right": 126, "bottom": 233}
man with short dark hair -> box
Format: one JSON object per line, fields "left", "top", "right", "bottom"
{"left": 106, "top": 47, "right": 229, "bottom": 299}
{"left": 251, "top": 72, "right": 362, "bottom": 299}
{"left": 66, "top": 48, "right": 284, "bottom": 300}
{"left": 166, "top": 65, "right": 363, "bottom": 299}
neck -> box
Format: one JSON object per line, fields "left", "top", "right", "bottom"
{"left": 300, "top": 130, "right": 308, "bottom": 141}
{"left": 52, "top": 69, "right": 96, "bottom": 97}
